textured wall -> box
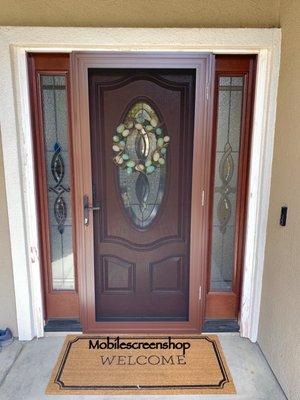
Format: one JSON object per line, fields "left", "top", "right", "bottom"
{"left": 0, "top": 0, "right": 279, "bottom": 28}
{"left": 258, "top": 1, "right": 300, "bottom": 399}
{"left": 0, "top": 134, "right": 17, "bottom": 335}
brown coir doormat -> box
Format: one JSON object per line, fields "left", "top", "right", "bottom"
{"left": 46, "top": 334, "right": 235, "bottom": 395}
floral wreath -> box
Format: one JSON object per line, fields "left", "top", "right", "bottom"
{"left": 112, "top": 103, "right": 170, "bottom": 175}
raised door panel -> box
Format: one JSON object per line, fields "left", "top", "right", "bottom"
{"left": 150, "top": 256, "right": 184, "bottom": 292}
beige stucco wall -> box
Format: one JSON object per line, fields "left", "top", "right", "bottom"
{"left": 0, "top": 0, "right": 279, "bottom": 28}
{"left": 258, "top": 2, "right": 300, "bottom": 399}
{"left": 0, "top": 134, "right": 18, "bottom": 335}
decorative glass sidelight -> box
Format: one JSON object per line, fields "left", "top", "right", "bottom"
{"left": 210, "top": 76, "right": 244, "bottom": 291}
{"left": 113, "top": 101, "right": 169, "bottom": 229}
{"left": 40, "top": 75, "right": 75, "bottom": 290}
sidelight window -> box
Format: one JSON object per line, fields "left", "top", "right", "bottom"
{"left": 210, "top": 76, "right": 244, "bottom": 291}
{"left": 40, "top": 75, "right": 75, "bottom": 290}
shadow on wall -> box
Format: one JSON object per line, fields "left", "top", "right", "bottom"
{"left": 0, "top": 129, "right": 18, "bottom": 336}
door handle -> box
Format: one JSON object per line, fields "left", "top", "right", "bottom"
{"left": 83, "top": 195, "right": 100, "bottom": 226}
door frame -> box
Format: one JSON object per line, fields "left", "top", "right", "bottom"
{"left": 0, "top": 27, "right": 281, "bottom": 340}
{"left": 71, "top": 52, "right": 212, "bottom": 332}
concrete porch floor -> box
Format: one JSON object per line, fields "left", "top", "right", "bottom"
{"left": 0, "top": 334, "right": 287, "bottom": 400}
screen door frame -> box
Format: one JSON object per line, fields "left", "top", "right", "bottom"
{"left": 71, "top": 52, "right": 213, "bottom": 333}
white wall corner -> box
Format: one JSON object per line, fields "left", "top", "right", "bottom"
{"left": 240, "top": 30, "right": 281, "bottom": 342}
{"left": 0, "top": 34, "right": 36, "bottom": 340}
{"left": 11, "top": 46, "right": 45, "bottom": 339}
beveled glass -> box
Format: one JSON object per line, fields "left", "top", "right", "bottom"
{"left": 41, "top": 75, "right": 75, "bottom": 290}
{"left": 115, "top": 102, "right": 167, "bottom": 229}
{"left": 210, "top": 76, "right": 244, "bottom": 292}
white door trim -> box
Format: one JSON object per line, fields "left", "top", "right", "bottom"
{"left": 0, "top": 27, "right": 281, "bottom": 341}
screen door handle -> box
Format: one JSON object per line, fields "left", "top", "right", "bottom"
{"left": 83, "top": 195, "right": 100, "bottom": 226}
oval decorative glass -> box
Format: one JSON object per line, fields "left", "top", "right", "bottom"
{"left": 113, "top": 101, "right": 169, "bottom": 229}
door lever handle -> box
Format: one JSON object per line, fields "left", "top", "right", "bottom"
{"left": 83, "top": 195, "right": 100, "bottom": 226}
{"left": 87, "top": 205, "right": 100, "bottom": 211}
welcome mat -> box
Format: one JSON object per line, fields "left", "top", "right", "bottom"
{"left": 46, "top": 334, "right": 235, "bottom": 395}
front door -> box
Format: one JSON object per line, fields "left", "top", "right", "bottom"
{"left": 72, "top": 53, "right": 211, "bottom": 332}
{"left": 28, "top": 52, "right": 255, "bottom": 331}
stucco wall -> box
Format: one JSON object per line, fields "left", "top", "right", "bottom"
{"left": 0, "top": 0, "right": 279, "bottom": 28}
{"left": 258, "top": 2, "right": 300, "bottom": 399}
{"left": 0, "top": 134, "right": 18, "bottom": 335}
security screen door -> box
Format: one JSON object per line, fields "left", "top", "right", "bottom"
{"left": 89, "top": 68, "right": 195, "bottom": 321}
{"left": 72, "top": 53, "right": 211, "bottom": 332}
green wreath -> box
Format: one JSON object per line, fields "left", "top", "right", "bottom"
{"left": 112, "top": 103, "right": 170, "bottom": 175}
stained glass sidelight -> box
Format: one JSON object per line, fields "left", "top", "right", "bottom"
{"left": 210, "top": 76, "right": 244, "bottom": 291}
{"left": 113, "top": 101, "right": 169, "bottom": 229}
{"left": 40, "top": 75, "right": 75, "bottom": 290}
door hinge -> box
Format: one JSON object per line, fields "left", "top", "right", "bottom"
{"left": 199, "top": 286, "right": 202, "bottom": 300}
{"left": 201, "top": 190, "right": 205, "bottom": 206}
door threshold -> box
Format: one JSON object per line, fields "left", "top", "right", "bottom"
{"left": 44, "top": 319, "right": 82, "bottom": 332}
{"left": 203, "top": 319, "right": 240, "bottom": 333}
{"left": 44, "top": 318, "right": 239, "bottom": 334}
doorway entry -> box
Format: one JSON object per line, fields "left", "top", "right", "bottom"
{"left": 27, "top": 52, "right": 256, "bottom": 333}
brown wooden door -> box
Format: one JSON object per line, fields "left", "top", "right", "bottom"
{"left": 88, "top": 69, "right": 195, "bottom": 321}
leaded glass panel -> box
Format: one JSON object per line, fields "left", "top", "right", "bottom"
{"left": 113, "top": 101, "right": 169, "bottom": 229}
{"left": 210, "top": 76, "right": 244, "bottom": 292}
{"left": 40, "top": 75, "right": 75, "bottom": 290}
